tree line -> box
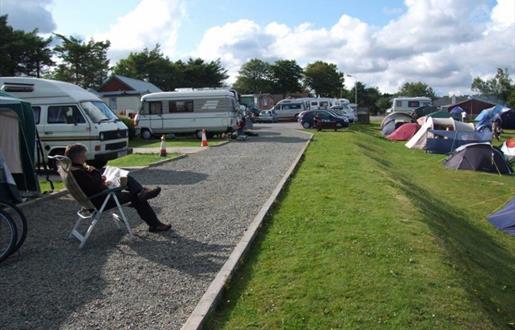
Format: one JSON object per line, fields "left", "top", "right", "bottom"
{"left": 1, "top": 15, "right": 514, "bottom": 111}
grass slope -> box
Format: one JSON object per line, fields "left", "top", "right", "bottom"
{"left": 210, "top": 124, "right": 515, "bottom": 329}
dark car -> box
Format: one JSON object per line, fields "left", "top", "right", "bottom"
{"left": 300, "top": 110, "right": 349, "bottom": 129}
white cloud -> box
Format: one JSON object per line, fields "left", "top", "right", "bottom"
{"left": 94, "top": 0, "right": 186, "bottom": 62}
{"left": 194, "top": 0, "right": 515, "bottom": 95}
{"left": 1, "top": 0, "right": 56, "bottom": 33}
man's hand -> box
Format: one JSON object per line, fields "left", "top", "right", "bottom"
{"left": 85, "top": 165, "right": 95, "bottom": 172}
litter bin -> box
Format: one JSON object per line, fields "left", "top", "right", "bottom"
{"left": 357, "top": 107, "right": 370, "bottom": 124}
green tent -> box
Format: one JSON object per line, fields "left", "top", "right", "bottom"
{"left": 0, "top": 92, "right": 39, "bottom": 199}
{"left": 413, "top": 106, "right": 439, "bottom": 119}
{"left": 427, "top": 110, "right": 453, "bottom": 119}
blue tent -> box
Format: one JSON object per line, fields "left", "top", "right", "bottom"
{"left": 488, "top": 198, "right": 515, "bottom": 236}
{"left": 425, "top": 130, "right": 492, "bottom": 154}
{"left": 450, "top": 106, "right": 465, "bottom": 121}
{"left": 475, "top": 105, "right": 506, "bottom": 130}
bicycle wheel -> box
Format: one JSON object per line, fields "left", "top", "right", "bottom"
{"left": 0, "top": 210, "right": 17, "bottom": 263}
{"left": 0, "top": 201, "right": 27, "bottom": 254}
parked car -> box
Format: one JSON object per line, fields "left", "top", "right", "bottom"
{"left": 258, "top": 110, "right": 278, "bottom": 122}
{"left": 300, "top": 110, "right": 349, "bottom": 129}
{"left": 272, "top": 101, "right": 306, "bottom": 121}
{"left": 330, "top": 104, "right": 356, "bottom": 122}
{"left": 0, "top": 77, "right": 130, "bottom": 167}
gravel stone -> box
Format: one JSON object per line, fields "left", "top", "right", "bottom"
{"left": 0, "top": 123, "right": 309, "bottom": 330}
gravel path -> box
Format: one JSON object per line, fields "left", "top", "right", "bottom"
{"left": 0, "top": 123, "right": 309, "bottom": 330}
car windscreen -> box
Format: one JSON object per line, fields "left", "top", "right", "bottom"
{"left": 80, "top": 101, "right": 118, "bottom": 123}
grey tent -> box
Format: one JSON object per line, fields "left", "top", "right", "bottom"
{"left": 488, "top": 198, "right": 515, "bottom": 236}
{"left": 444, "top": 143, "right": 513, "bottom": 175}
{"left": 380, "top": 112, "right": 413, "bottom": 136}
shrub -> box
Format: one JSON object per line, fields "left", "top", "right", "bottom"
{"left": 118, "top": 116, "right": 136, "bottom": 139}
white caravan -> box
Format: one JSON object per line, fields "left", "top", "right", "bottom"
{"left": 136, "top": 90, "right": 239, "bottom": 139}
{"left": 0, "top": 77, "right": 129, "bottom": 166}
{"left": 387, "top": 97, "right": 432, "bottom": 114}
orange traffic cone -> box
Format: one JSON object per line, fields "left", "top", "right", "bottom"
{"left": 160, "top": 135, "right": 167, "bottom": 157}
{"left": 201, "top": 129, "right": 209, "bottom": 147}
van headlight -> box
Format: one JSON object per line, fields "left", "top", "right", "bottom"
{"left": 99, "top": 133, "right": 105, "bottom": 141}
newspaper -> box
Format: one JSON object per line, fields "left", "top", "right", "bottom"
{"left": 103, "top": 166, "right": 129, "bottom": 188}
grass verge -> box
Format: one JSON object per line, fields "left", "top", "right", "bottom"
{"left": 107, "top": 153, "right": 179, "bottom": 167}
{"left": 209, "top": 124, "right": 515, "bottom": 329}
{"left": 129, "top": 137, "right": 226, "bottom": 148}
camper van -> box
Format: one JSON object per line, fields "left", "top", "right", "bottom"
{"left": 136, "top": 89, "right": 239, "bottom": 139}
{"left": 387, "top": 97, "right": 432, "bottom": 114}
{"left": 0, "top": 77, "right": 129, "bottom": 166}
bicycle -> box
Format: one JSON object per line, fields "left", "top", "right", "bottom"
{"left": 0, "top": 209, "right": 17, "bottom": 263}
{"left": 0, "top": 201, "right": 27, "bottom": 255}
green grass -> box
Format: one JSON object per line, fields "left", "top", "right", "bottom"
{"left": 107, "top": 153, "right": 179, "bottom": 167}
{"left": 129, "top": 137, "right": 226, "bottom": 148}
{"left": 209, "top": 124, "right": 515, "bottom": 329}
{"left": 39, "top": 180, "right": 63, "bottom": 192}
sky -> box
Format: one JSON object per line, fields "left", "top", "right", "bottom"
{"left": 1, "top": 0, "right": 514, "bottom": 96}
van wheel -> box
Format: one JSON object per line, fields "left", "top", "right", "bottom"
{"left": 141, "top": 129, "right": 152, "bottom": 140}
{"left": 302, "top": 121, "right": 311, "bottom": 129}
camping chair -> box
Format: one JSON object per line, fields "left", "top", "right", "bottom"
{"left": 49, "top": 156, "right": 134, "bottom": 248}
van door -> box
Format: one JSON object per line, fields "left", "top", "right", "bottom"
{"left": 41, "top": 104, "right": 91, "bottom": 155}
{"left": 148, "top": 101, "right": 163, "bottom": 132}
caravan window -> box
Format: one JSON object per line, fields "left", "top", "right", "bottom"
{"left": 169, "top": 100, "right": 193, "bottom": 113}
{"left": 32, "top": 106, "right": 40, "bottom": 124}
{"left": 395, "top": 100, "right": 402, "bottom": 107}
{"left": 408, "top": 101, "right": 420, "bottom": 108}
{"left": 48, "top": 105, "right": 85, "bottom": 124}
{"left": 149, "top": 101, "right": 162, "bottom": 115}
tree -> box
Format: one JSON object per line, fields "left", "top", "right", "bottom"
{"left": 52, "top": 34, "right": 111, "bottom": 89}
{"left": 180, "top": 58, "right": 228, "bottom": 88}
{"left": 303, "top": 61, "right": 344, "bottom": 97}
{"left": 270, "top": 59, "right": 303, "bottom": 97}
{"left": 375, "top": 96, "right": 393, "bottom": 114}
{"left": 508, "top": 88, "right": 515, "bottom": 109}
{"left": 471, "top": 68, "right": 513, "bottom": 102}
{"left": 233, "top": 58, "right": 273, "bottom": 94}
{"left": 113, "top": 45, "right": 177, "bottom": 90}
{"left": 398, "top": 81, "right": 436, "bottom": 99}
{"left": 0, "top": 15, "right": 53, "bottom": 77}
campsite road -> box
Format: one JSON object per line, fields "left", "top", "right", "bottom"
{"left": 0, "top": 123, "right": 310, "bottom": 330}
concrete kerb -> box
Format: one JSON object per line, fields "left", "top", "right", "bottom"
{"left": 181, "top": 131, "right": 314, "bottom": 330}
{"left": 18, "top": 154, "right": 188, "bottom": 210}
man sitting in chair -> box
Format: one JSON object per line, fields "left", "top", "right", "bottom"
{"left": 65, "top": 144, "right": 171, "bottom": 233}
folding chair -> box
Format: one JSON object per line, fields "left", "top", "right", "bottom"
{"left": 49, "top": 156, "right": 134, "bottom": 248}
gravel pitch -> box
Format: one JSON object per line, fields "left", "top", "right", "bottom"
{"left": 0, "top": 123, "right": 309, "bottom": 330}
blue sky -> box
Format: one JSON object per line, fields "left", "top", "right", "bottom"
{"left": 1, "top": 0, "right": 513, "bottom": 94}
{"left": 48, "top": 0, "right": 409, "bottom": 56}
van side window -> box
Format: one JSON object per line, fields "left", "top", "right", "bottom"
{"left": 283, "top": 103, "right": 302, "bottom": 110}
{"left": 47, "top": 105, "right": 85, "bottom": 124}
{"left": 169, "top": 100, "right": 193, "bottom": 113}
{"left": 395, "top": 100, "right": 402, "bottom": 107}
{"left": 408, "top": 101, "right": 420, "bottom": 107}
{"left": 149, "top": 101, "right": 162, "bottom": 115}
{"left": 32, "top": 106, "right": 40, "bottom": 124}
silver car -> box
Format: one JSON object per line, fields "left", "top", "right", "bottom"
{"left": 258, "top": 110, "right": 278, "bottom": 122}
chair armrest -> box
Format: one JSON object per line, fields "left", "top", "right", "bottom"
{"left": 88, "top": 187, "right": 124, "bottom": 201}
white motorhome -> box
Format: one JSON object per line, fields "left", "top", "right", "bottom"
{"left": 301, "top": 97, "right": 338, "bottom": 111}
{"left": 136, "top": 89, "right": 239, "bottom": 139}
{"left": 0, "top": 77, "right": 129, "bottom": 166}
{"left": 387, "top": 97, "right": 432, "bottom": 114}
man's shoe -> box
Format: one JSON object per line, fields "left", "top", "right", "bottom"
{"left": 149, "top": 223, "right": 172, "bottom": 233}
{"left": 138, "top": 187, "right": 161, "bottom": 201}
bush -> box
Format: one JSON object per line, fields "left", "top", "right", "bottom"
{"left": 118, "top": 116, "right": 136, "bottom": 139}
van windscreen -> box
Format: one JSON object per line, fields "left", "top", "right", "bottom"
{"left": 81, "top": 101, "right": 117, "bottom": 123}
